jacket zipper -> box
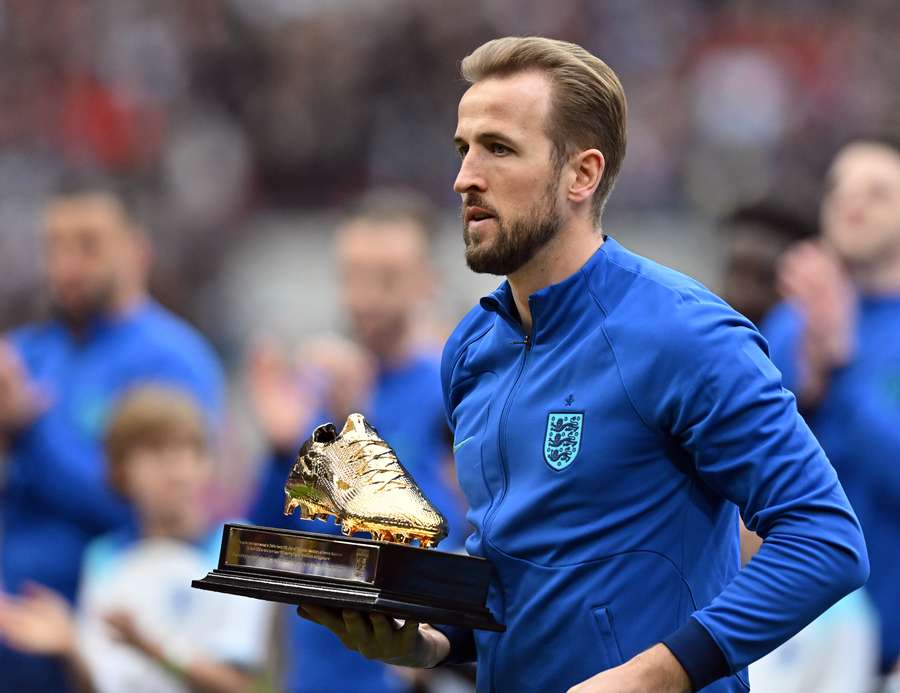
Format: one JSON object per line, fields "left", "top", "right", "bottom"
{"left": 483, "top": 330, "right": 531, "bottom": 543}
{"left": 484, "top": 329, "right": 530, "bottom": 693}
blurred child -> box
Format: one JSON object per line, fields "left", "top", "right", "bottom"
{"left": 0, "top": 386, "right": 271, "bottom": 693}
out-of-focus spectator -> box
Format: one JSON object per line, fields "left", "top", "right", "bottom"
{"left": 0, "top": 172, "right": 225, "bottom": 692}
{"left": 763, "top": 135, "right": 900, "bottom": 683}
{"left": 246, "top": 189, "right": 470, "bottom": 693}
{"left": 719, "top": 201, "right": 816, "bottom": 326}
{"left": 0, "top": 386, "right": 272, "bottom": 693}
{"left": 5, "top": 1, "right": 900, "bottom": 340}
{"left": 749, "top": 589, "right": 878, "bottom": 692}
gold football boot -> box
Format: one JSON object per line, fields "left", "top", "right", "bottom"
{"left": 283, "top": 413, "right": 448, "bottom": 548}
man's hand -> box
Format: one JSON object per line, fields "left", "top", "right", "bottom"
{"left": 0, "top": 582, "right": 78, "bottom": 658}
{"left": 0, "top": 340, "right": 48, "bottom": 435}
{"left": 298, "top": 605, "right": 449, "bottom": 668}
{"left": 777, "top": 241, "right": 856, "bottom": 405}
{"left": 568, "top": 644, "right": 691, "bottom": 693}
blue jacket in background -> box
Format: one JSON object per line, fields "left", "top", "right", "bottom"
{"left": 437, "top": 238, "right": 868, "bottom": 692}
{"left": 0, "top": 299, "right": 224, "bottom": 693}
{"left": 249, "top": 350, "right": 467, "bottom": 693}
{"left": 764, "top": 296, "right": 900, "bottom": 673}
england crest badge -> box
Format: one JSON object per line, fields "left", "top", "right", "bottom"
{"left": 544, "top": 413, "right": 583, "bottom": 470}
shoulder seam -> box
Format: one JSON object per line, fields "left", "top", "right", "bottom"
{"left": 448, "top": 320, "right": 495, "bottom": 386}
{"left": 602, "top": 253, "right": 705, "bottom": 307}
{"left": 580, "top": 269, "right": 663, "bottom": 438}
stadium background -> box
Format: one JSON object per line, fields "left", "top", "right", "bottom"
{"left": 1, "top": 1, "right": 900, "bottom": 691}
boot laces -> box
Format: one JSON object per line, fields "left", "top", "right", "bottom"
{"left": 347, "top": 439, "right": 407, "bottom": 493}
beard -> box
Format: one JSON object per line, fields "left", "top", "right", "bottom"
{"left": 49, "top": 279, "right": 117, "bottom": 330}
{"left": 462, "top": 178, "right": 564, "bottom": 276}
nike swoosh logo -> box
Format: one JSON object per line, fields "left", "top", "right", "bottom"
{"left": 453, "top": 436, "right": 475, "bottom": 453}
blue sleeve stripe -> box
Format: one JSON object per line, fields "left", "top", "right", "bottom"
{"left": 661, "top": 616, "right": 731, "bottom": 691}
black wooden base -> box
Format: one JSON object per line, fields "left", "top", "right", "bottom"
{"left": 191, "top": 523, "right": 504, "bottom": 632}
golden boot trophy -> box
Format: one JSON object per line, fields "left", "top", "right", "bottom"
{"left": 194, "top": 414, "right": 503, "bottom": 631}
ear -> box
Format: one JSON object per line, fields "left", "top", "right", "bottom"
{"left": 566, "top": 149, "right": 605, "bottom": 207}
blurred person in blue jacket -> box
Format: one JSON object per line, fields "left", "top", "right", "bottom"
{"left": 246, "top": 189, "right": 469, "bottom": 693}
{"left": 297, "top": 37, "right": 868, "bottom": 693}
{"left": 763, "top": 135, "right": 900, "bottom": 683}
{"left": 0, "top": 172, "right": 225, "bottom": 692}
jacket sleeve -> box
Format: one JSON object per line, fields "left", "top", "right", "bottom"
{"left": 431, "top": 325, "right": 478, "bottom": 664}
{"left": 627, "top": 299, "right": 868, "bottom": 690}
{"left": 760, "top": 302, "right": 804, "bottom": 394}
{"left": 763, "top": 303, "right": 900, "bottom": 504}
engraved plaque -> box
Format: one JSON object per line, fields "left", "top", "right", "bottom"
{"left": 223, "top": 526, "right": 378, "bottom": 584}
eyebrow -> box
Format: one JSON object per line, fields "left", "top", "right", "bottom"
{"left": 454, "top": 131, "right": 520, "bottom": 148}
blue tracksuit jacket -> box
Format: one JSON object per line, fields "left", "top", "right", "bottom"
{"left": 436, "top": 238, "right": 868, "bottom": 692}
{"left": 764, "top": 296, "right": 900, "bottom": 672}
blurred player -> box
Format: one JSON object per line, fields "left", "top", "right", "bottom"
{"left": 0, "top": 172, "right": 225, "bottom": 692}
{"left": 719, "top": 202, "right": 816, "bottom": 327}
{"left": 764, "top": 135, "right": 900, "bottom": 684}
{"left": 0, "top": 386, "right": 270, "bottom": 693}
{"left": 246, "top": 189, "right": 468, "bottom": 693}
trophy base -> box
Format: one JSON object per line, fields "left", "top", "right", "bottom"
{"left": 192, "top": 523, "right": 504, "bottom": 632}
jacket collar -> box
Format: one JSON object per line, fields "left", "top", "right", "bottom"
{"left": 479, "top": 236, "right": 617, "bottom": 343}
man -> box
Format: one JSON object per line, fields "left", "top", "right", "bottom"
{"left": 763, "top": 136, "right": 900, "bottom": 680}
{"left": 297, "top": 37, "right": 868, "bottom": 692}
{"left": 718, "top": 202, "right": 816, "bottom": 327}
{"left": 0, "top": 173, "right": 224, "bottom": 692}
{"left": 246, "top": 189, "right": 468, "bottom": 693}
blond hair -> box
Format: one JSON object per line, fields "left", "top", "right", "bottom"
{"left": 461, "top": 37, "right": 627, "bottom": 220}
{"left": 104, "top": 386, "right": 206, "bottom": 494}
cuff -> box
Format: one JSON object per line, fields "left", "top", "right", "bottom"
{"left": 661, "top": 617, "right": 731, "bottom": 691}
{"left": 429, "top": 624, "right": 476, "bottom": 666}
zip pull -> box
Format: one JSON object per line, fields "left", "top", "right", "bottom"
{"left": 510, "top": 334, "right": 532, "bottom": 349}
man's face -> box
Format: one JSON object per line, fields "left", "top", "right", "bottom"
{"left": 123, "top": 443, "right": 211, "bottom": 532}
{"left": 722, "top": 226, "right": 785, "bottom": 326}
{"left": 336, "top": 219, "right": 430, "bottom": 354}
{"left": 42, "top": 193, "right": 133, "bottom": 324}
{"left": 454, "top": 71, "right": 566, "bottom": 276}
{"left": 822, "top": 142, "right": 900, "bottom": 268}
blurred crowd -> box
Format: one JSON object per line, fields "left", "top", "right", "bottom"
{"left": 3, "top": 0, "right": 900, "bottom": 334}
{"left": 1, "top": 0, "right": 900, "bottom": 692}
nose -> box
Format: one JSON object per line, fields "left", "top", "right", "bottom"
{"left": 454, "top": 152, "right": 487, "bottom": 194}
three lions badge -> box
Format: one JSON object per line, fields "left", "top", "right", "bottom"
{"left": 544, "top": 413, "right": 583, "bottom": 470}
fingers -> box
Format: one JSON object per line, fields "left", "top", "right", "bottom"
{"left": 398, "top": 618, "right": 420, "bottom": 653}
{"left": 21, "top": 581, "right": 61, "bottom": 600}
{"left": 297, "top": 605, "right": 418, "bottom": 662}
{"left": 299, "top": 604, "right": 357, "bottom": 651}
{"left": 369, "top": 612, "right": 394, "bottom": 645}
{"left": 343, "top": 610, "right": 377, "bottom": 658}
{"left": 300, "top": 604, "right": 346, "bottom": 632}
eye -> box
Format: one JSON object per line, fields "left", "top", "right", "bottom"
{"left": 490, "top": 142, "right": 511, "bottom": 156}
{"left": 456, "top": 144, "right": 469, "bottom": 158}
